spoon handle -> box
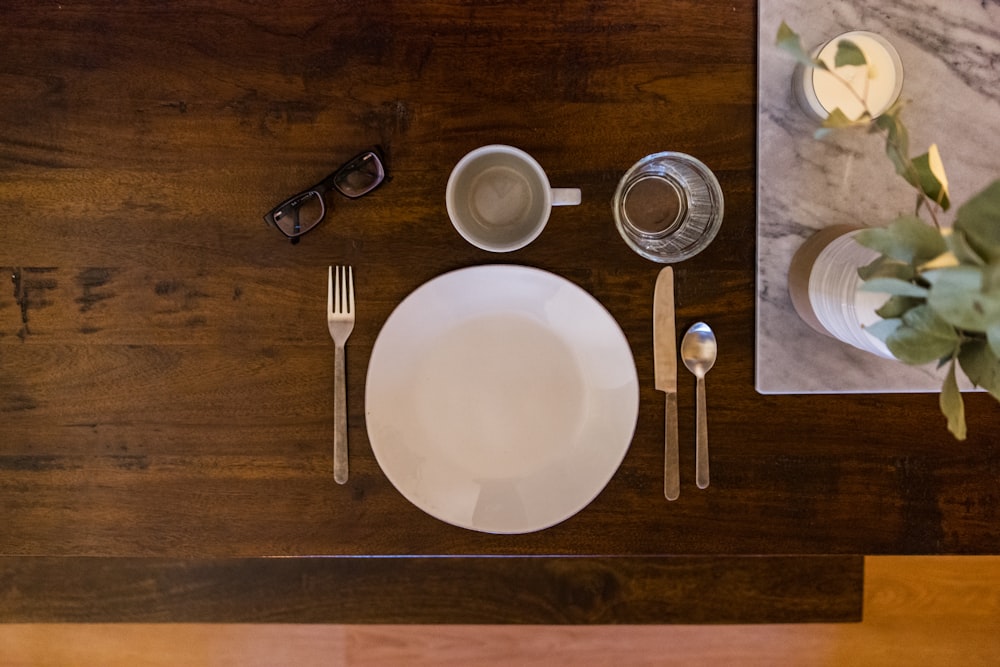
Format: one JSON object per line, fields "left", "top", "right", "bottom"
{"left": 665, "top": 392, "right": 679, "bottom": 500}
{"left": 695, "top": 375, "right": 709, "bottom": 489}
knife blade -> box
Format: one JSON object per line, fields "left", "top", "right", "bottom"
{"left": 653, "top": 266, "right": 680, "bottom": 500}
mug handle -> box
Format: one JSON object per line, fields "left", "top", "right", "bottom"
{"left": 551, "top": 188, "right": 582, "bottom": 206}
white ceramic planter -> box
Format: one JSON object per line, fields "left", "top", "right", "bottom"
{"left": 788, "top": 226, "right": 895, "bottom": 359}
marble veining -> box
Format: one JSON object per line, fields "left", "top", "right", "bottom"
{"left": 756, "top": 0, "right": 1000, "bottom": 393}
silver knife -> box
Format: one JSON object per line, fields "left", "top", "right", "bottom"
{"left": 654, "top": 267, "right": 680, "bottom": 500}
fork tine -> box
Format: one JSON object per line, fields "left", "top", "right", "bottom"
{"left": 335, "top": 266, "right": 342, "bottom": 313}
{"left": 347, "top": 266, "right": 354, "bottom": 314}
{"left": 328, "top": 266, "right": 355, "bottom": 316}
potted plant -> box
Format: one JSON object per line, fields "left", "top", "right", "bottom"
{"left": 777, "top": 23, "right": 1000, "bottom": 440}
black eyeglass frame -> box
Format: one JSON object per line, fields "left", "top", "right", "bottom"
{"left": 263, "top": 148, "right": 386, "bottom": 242}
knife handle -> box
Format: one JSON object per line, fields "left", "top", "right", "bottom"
{"left": 665, "top": 392, "right": 679, "bottom": 500}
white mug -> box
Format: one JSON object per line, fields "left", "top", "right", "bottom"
{"left": 446, "top": 145, "right": 582, "bottom": 252}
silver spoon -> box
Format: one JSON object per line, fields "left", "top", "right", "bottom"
{"left": 681, "top": 322, "right": 717, "bottom": 490}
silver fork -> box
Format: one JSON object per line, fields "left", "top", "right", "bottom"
{"left": 328, "top": 265, "right": 355, "bottom": 484}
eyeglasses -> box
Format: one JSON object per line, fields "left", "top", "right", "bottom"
{"left": 264, "top": 149, "right": 386, "bottom": 242}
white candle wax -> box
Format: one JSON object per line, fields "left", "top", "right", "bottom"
{"left": 799, "top": 31, "right": 903, "bottom": 121}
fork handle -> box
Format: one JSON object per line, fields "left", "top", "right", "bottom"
{"left": 334, "top": 344, "right": 349, "bottom": 484}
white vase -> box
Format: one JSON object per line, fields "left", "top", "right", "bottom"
{"left": 788, "top": 226, "right": 895, "bottom": 359}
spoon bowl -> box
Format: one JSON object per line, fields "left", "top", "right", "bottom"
{"left": 681, "top": 322, "right": 717, "bottom": 489}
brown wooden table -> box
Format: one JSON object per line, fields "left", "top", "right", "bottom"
{"left": 1, "top": 0, "right": 997, "bottom": 623}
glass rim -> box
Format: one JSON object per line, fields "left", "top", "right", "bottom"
{"left": 612, "top": 151, "right": 724, "bottom": 263}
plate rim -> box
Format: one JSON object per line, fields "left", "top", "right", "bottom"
{"left": 364, "top": 264, "right": 639, "bottom": 534}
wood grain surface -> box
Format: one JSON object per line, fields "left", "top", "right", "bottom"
{"left": 1, "top": 0, "right": 998, "bottom": 569}
{"left": 0, "top": 555, "right": 862, "bottom": 624}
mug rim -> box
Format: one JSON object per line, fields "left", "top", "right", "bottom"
{"left": 446, "top": 144, "right": 553, "bottom": 252}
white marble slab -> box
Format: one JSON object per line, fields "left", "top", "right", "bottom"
{"left": 756, "top": 0, "right": 1000, "bottom": 394}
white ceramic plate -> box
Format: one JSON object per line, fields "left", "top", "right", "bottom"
{"left": 365, "top": 265, "right": 639, "bottom": 534}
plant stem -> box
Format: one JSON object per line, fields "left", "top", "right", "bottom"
{"left": 824, "top": 67, "right": 871, "bottom": 118}
{"left": 825, "top": 61, "right": 943, "bottom": 229}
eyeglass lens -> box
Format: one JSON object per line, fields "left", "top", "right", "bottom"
{"left": 272, "top": 191, "right": 325, "bottom": 237}
{"left": 334, "top": 152, "right": 384, "bottom": 198}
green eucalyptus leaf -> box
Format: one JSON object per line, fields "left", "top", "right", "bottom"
{"left": 860, "top": 277, "right": 929, "bottom": 298}
{"left": 875, "top": 109, "right": 913, "bottom": 183}
{"left": 857, "top": 257, "right": 882, "bottom": 281}
{"left": 854, "top": 215, "right": 948, "bottom": 265}
{"left": 885, "top": 305, "right": 961, "bottom": 364}
{"left": 924, "top": 265, "right": 983, "bottom": 289}
{"left": 946, "top": 229, "right": 987, "bottom": 267}
{"left": 834, "top": 39, "right": 867, "bottom": 67}
{"left": 904, "top": 304, "right": 961, "bottom": 339}
{"left": 871, "top": 99, "right": 907, "bottom": 132}
{"left": 989, "top": 322, "right": 1000, "bottom": 358}
{"left": 864, "top": 317, "right": 902, "bottom": 343}
{"left": 876, "top": 295, "right": 924, "bottom": 319}
{"left": 925, "top": 266, "right": 1000, "bottom": 333}
{"left": 857, "top": 255, "right": 915, "bottom": 281}
{"left": 955, "top": 180, "right": 1000, "bottom": 262}
{"left": 984, "top": 261, "right": 1000, "bottom": 292}
{"left": 958, "top": 340, "right": 1000, "bottom": 400}
{"left": 911, "top": 150, "right": 951, "bottom": 211}
{"left": 776, "top": 22, "right": 828, "bottom": 69}
{"left": 936, "top": 353, "right": 953, "bottom": 370}
{"left": 939, "top": 358, "right": 967, "bottom": 441}
{"left": 775, "top": 21, "right": 798, "bottom": 44}
{"left": 821, "top": 107, "right": 866, "bottom": 129}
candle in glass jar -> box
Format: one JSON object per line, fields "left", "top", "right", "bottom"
{"left": 797, "top": 31, "right": 904, "bottom": 121}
